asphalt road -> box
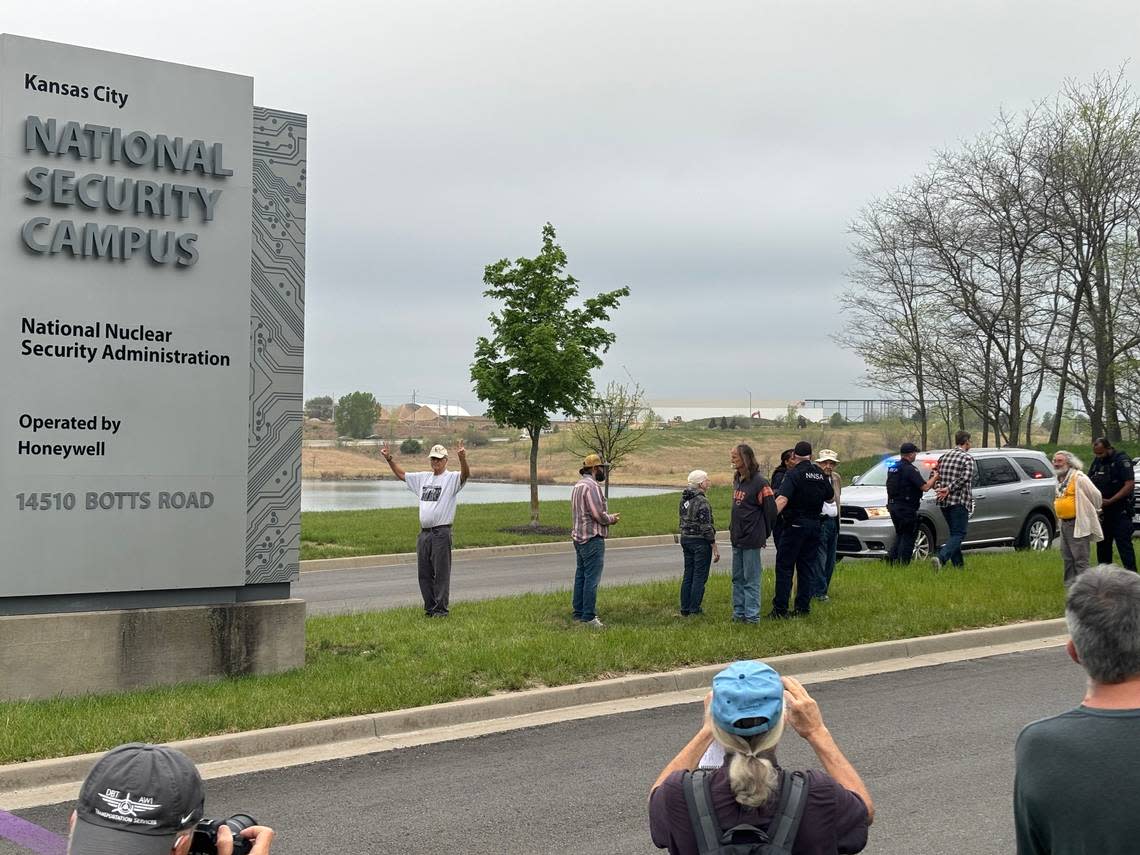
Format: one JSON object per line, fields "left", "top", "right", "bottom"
{"left": 297, "top": 540, "right": 766, "bottom": 615}
{"left": 11, "top": 646, "right": 1086, "bottom": 855}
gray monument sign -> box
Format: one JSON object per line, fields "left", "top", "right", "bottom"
{"left": 0, "top": 34, "right": 307, "bottom": 699}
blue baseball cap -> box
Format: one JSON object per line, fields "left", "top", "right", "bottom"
{"left": 711, "top": 661, "right": 784, "bottom": 737}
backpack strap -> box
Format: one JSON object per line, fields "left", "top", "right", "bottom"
{"left": 765, "top": 770, "right": 810, "bottom": 854}
{"left": 682, "top": 769, "right": 723, "bottom": 855}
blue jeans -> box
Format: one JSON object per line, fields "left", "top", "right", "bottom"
{"left": 731, "top": 547, "right": 762, "bottom": 623}
{"left": 815, "top": 517, "right": 838, "bottom": 597}
{"left": 680, "top": 538, "right": 713, "bottom": 615}
{"left": 937, "top": 505, "right": 968, "bottom": 567}
{"left": 773, "top": 518, "right": 822, "bottom": 615}
{"left": 572, "top": 536, "right": 606, "bottom": 621}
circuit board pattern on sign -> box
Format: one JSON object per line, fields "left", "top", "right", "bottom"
{"left": 246, "top": 107, "right": 306, "bottom": 585}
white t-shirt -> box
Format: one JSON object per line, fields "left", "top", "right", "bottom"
{"left": 404, "top": 470, "right": 464, "bottom": 528}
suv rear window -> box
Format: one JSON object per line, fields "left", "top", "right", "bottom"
{"left": 1013, "top": 456, "right": 1051, "bottom": 480}
{"left": 977, "top": 457, "right": 1021, "bottom": 486}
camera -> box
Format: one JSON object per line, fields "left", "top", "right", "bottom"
{"left": 189, "top": 814, "right": 259, "bottom": 854}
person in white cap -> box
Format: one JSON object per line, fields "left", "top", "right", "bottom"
{"left": 813, "top": 449, "right": 842, "bottom": 602}
{"left": 382, "top": 439, "right": 470, "bottom": 617}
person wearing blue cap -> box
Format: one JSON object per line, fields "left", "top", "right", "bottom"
{"left": 649, "top": 661, "right": 873, "bottom": 854}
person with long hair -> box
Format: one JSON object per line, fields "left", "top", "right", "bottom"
{"left": 729, "top": 444, "right": 777, "bottom": 623}
{"left": 1052, "top": 450, "right": 1102, "bottom": 583}
{"left": 649, "top": 660, "right": 873, "bottom": 854}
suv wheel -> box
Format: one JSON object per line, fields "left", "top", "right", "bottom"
{"left": 1017, "top": 513, "right": 1054, "bottom": 551}
{"left": 912, "top": 521, "right": 935, "bottom": 561}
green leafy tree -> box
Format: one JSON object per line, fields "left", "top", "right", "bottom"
{"left": 708, "top": 418, "right": 717, "bottom": 429}
{"left": 400, "top": 438, "right": 422, "bottom": 455}
{"left": 471, "top": 224, "right": 629, "bottom": 526}
{"left": 334, "top": 391, "right": 378, "bottom": 439}
{"left": 720, "top": 416, "right": 729, "bottom": 430}
{"left": 829, "top": 412, "right": 845, "bottom": 427}
{"left": 305, "top": 395, "right": 334, "bottom": 421}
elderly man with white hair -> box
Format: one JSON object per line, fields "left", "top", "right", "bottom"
{"left": 1015, "top": 566, "right": 1140, "bottom": 853}
{"left": 1051, "top": 450, "right": 1103, "bottom": 584}
{"left": 678, "top": 469, "right": 720, "bottom": 617}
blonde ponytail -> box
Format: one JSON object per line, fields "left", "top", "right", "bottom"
{"left": 710, "top": 717, "right": 786, "bottom": 807}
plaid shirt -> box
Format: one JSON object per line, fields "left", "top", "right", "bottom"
{"left": 571, "top": 475, "right": 615, "bottom": 543}
{"left": 937, "top": 446, "right": 976, "bottom": 513}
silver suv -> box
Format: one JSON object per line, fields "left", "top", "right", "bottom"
{"left": 837, "top": 448, "right": 1057, "bottom": 561}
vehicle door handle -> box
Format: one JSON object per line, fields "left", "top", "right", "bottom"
{"left": 975, "top": 496, "right": 987, "bottom": 500}
{"left": 1019, "top": 489, "right": 1031, "bottom": 495}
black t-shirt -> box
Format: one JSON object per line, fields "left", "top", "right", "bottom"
{"left": 1088, "top": 450, "right": 1135, "bottom": 512}
{"left": 730, "top": 472, "right": 776, "bottom": 549}
{"left": 886, "top": 458, "right": 927, "bottom": 512}
{"left": 778, "top": 460, "right": 834, "bottom": 524}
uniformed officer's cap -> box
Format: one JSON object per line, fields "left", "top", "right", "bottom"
{"left": 793, "top": 440, "right": 812, "bottom": 457}
{"left": 900, "top": 442, "right": 919, "bottom": 454}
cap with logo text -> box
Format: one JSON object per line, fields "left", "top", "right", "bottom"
{"left": 428, "top": 444, "right": 449, "bottom": 459}
{"left": 71, "top": 743, "right": 205, "bottom": 855}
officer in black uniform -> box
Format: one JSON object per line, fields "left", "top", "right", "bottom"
{"left": 1088, "top": 437, "right": 1136, "bottom": 571}
{"left": 886, "top": 442, "right": 939, "bottom": 565}
{"left": 771, "top": 440, "right": 833, "bottom": 617}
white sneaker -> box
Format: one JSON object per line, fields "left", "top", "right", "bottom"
{"left": 584, "top": 617, "right": 605, "bottom": 629}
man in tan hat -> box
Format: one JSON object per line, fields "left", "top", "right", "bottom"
{"left": 570, "top": 453, "right": 621, "bottom": 627}
{"left": 382, "top": 439, "right": 469, "bottom": 617}
{"left": 814, "top": 449, "right": 842, "bottom": 601}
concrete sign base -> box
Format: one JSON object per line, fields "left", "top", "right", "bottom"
{"left": 0, "top": 599, "right": 305, "bottom": 701}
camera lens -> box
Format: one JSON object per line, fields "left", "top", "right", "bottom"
{"left": 224, "top": 815, "right": 259, "bottom": 855}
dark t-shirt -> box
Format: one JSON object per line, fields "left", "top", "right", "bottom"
{"left": 1087, "top": 450, "right": 1135, "bottom": 513}
{"left": 649, "top": 763, "right": 869, "bottom": 855}
{"left": 778, "top": 461, "right": 835, "bottom": 525}
{"left": 886, "top": 458, "right": 926, "bottom": 513}
{"left": 731, "top": 472, "right": 776, "bottom": 549}
{"left": 1014, "top": 706, "right": 1140, "bottom": 854}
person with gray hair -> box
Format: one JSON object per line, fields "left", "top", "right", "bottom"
{"left": 1014, "top": 566, "right": 1140, "bottom": 854}
{"left": 649, "top": 660, "right": 873, "bottom": 854}
{"left": 1051, "top": 450, "right": 1102, "bottom": 583}
{"left": 677, "top": 469, "right": 720, "bottom": 617}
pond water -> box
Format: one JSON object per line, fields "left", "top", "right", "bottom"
{"left": 302, "top": 480, "right": 677, "bottom": 512}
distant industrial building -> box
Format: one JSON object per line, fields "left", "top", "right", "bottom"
{"left": 648, "top": 399, "right": 826, "bottom": 424}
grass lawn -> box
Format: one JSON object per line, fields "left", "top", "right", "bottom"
{"left": 301, "top": 455, "right": 888, "bottom": 560}
{"left": 0, "top": 551, "right": 1065, "bottom": 764}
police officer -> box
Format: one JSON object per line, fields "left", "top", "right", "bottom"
{"left": 886, "top": 442, "right": 939, "bottom": 565}
{"left": 770, "top": 441, "right": 833, "bottom": 618}
{"left": 1088, "top": 437, "right": 1137, "bottom": 571}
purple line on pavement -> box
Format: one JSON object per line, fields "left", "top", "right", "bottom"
{"left": 0, "top": 811, "right": 66, "bottom": 855}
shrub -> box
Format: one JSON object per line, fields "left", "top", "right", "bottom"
{"left": 400, "top": 438, "right": 422, "bottom": 455}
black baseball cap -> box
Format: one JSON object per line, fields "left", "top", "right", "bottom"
{"left": 900, "top": 442, "right": 919, "bottom": 455}
{"left": 71, "top": 744, "right": 205, "bottom": 855}
{"left": 793, "top": 441, "right": 812, "bottom": 457}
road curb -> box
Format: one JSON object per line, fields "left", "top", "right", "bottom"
{"left": 300, "top": 533, "right": 680, "bottom": 571}
{"left": 0, "top": 617, "right": 1066, "bottom": 795}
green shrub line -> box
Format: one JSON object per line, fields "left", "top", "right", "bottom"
{"left": 0, "top": 552, "right": 1066, "bottom": 764}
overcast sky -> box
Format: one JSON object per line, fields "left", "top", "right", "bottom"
{"left": 10, "top": 1, "right": 1140, "bottom": 414}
